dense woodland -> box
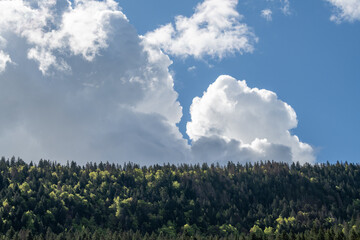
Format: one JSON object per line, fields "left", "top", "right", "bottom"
{"left": 0, "top": 157, "right": 360, "bottom": 239}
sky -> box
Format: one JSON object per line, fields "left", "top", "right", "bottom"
{"left": 0, "top": 0, "right": 359, "bottom": 165}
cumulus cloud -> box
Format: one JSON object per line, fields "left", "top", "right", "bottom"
{"left": 326, "top": 0, "right": 360, "bottom": 22}
{"left": 0, "top": 0, "right": 127, "bottom": 74}
{"left": 0, "top": 0, "right": 189, "bottom": 165}
{"left": 0, "top": 0, "right": 315, "bottom": 166}
{"left": 261, "top": 9, "right": 273, "bottom": 21}
{"left": 187, "top": 75, "right": 315, "bottom": 164}
{"left": 144, "top": 0, "right": 257, "bottom": 59}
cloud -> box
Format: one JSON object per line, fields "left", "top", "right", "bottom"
{"left": 261, "top": 9, "right": 273, "bottom": 21}
{"left": 326, "top": 0, "right": 360, "bottom": 22}
{"left": 0, "top": 0, "right": 189, "bottom": 165}
{"left": 281, "top": 0, "right": 291, "bottom": 15}
{"left": 0, "top": 0, "right": 127, "bottom": 74}
{"left": 187, "top": 66, "right": 197, "bottom": 72}
{"left": 0, "top": 0, "right": 315, "bottom": 166}
{"left": 187, "top": 75, "right": 315, "bottom": 164}
{"left": 144, "top": 0, "right": 257, "bottom": 59}
{"left": 191, "top": 136, "right": 293, "bottom": 165}
{"left": 0, "top": 37, "right": 11, "bottom": 73}
{"left": 0, "top": 50, "right": 11, "bottom": 73}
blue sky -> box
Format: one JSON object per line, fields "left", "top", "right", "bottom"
{"left": 118, "top": 0, "right": 360, "bottom": 164}
{"left": 0, "top": 0, "right": 359, "bottom": 165}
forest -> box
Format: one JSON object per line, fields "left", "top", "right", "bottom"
{"left": 0, "top": 157, "right": 359, "bottom": 239}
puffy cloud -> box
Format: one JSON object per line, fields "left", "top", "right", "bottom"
{"left": 261, "top": 9, "right": 273, "bottom": 21}
{"left": 326, "top": 0, "right": 360, "bottom": 22}
{"left": 187, "top": 75, "right": 315, "bottom": 164}
{"left": 0, "top": 0, "right": 189, "bottom": 165}
{"left": 0, "top": 0, "right": 127, "bottom": 74}
{"left": 0, "top": 0, "right": 315, "bottom": 166}
{"left": 144, "top": 0, "right": 257, "bottom": 59}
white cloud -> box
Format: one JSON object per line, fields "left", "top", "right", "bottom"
{"left": 0, "top": 0, "right": 127, "bottom": 74}
{"left": 0, "top": 50, "right": 11, "bottom": 73}
{"left": 0, "top": 0, "right": 189, "bottom": 165}
{"left": 144, "top": 0, "right": 257, "bottom": 59}
{"left": 326, "top": 0, "right": 360, "bottom": 22}
{"left": 0, "top": 0, "right": 315, "bottom": 166}
{"left": 281, "top": 0, "right": 291, "bottom": 15}
{"left": 261, "top": 9, "right": 273, "bottom": 21}
{"left": 188, "top": 66, "right": 197, "bottom": 72}
{"left": 187, "top": 75, "right": 315, "bottom": 164}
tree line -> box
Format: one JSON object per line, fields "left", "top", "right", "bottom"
{"left": 0, "top": 157, "right": 359, "bottom": 239}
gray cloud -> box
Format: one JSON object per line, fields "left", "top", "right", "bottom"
{"left": 0, "top": 0, "right": 189, "bottom": 165}
{"left": 192, "top": 136, "right": 293, "bottom": 165}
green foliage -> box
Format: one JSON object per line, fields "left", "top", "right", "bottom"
{"left": 0, "top": 157, "right": 359, "bottom": 239}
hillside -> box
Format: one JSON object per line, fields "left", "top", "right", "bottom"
{"left": 0, "top": 157, "right": 359, "bottom": 239}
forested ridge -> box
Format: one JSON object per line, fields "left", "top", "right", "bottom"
{"left": 0, "top": 157, "right": 360, "bottom": 239}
